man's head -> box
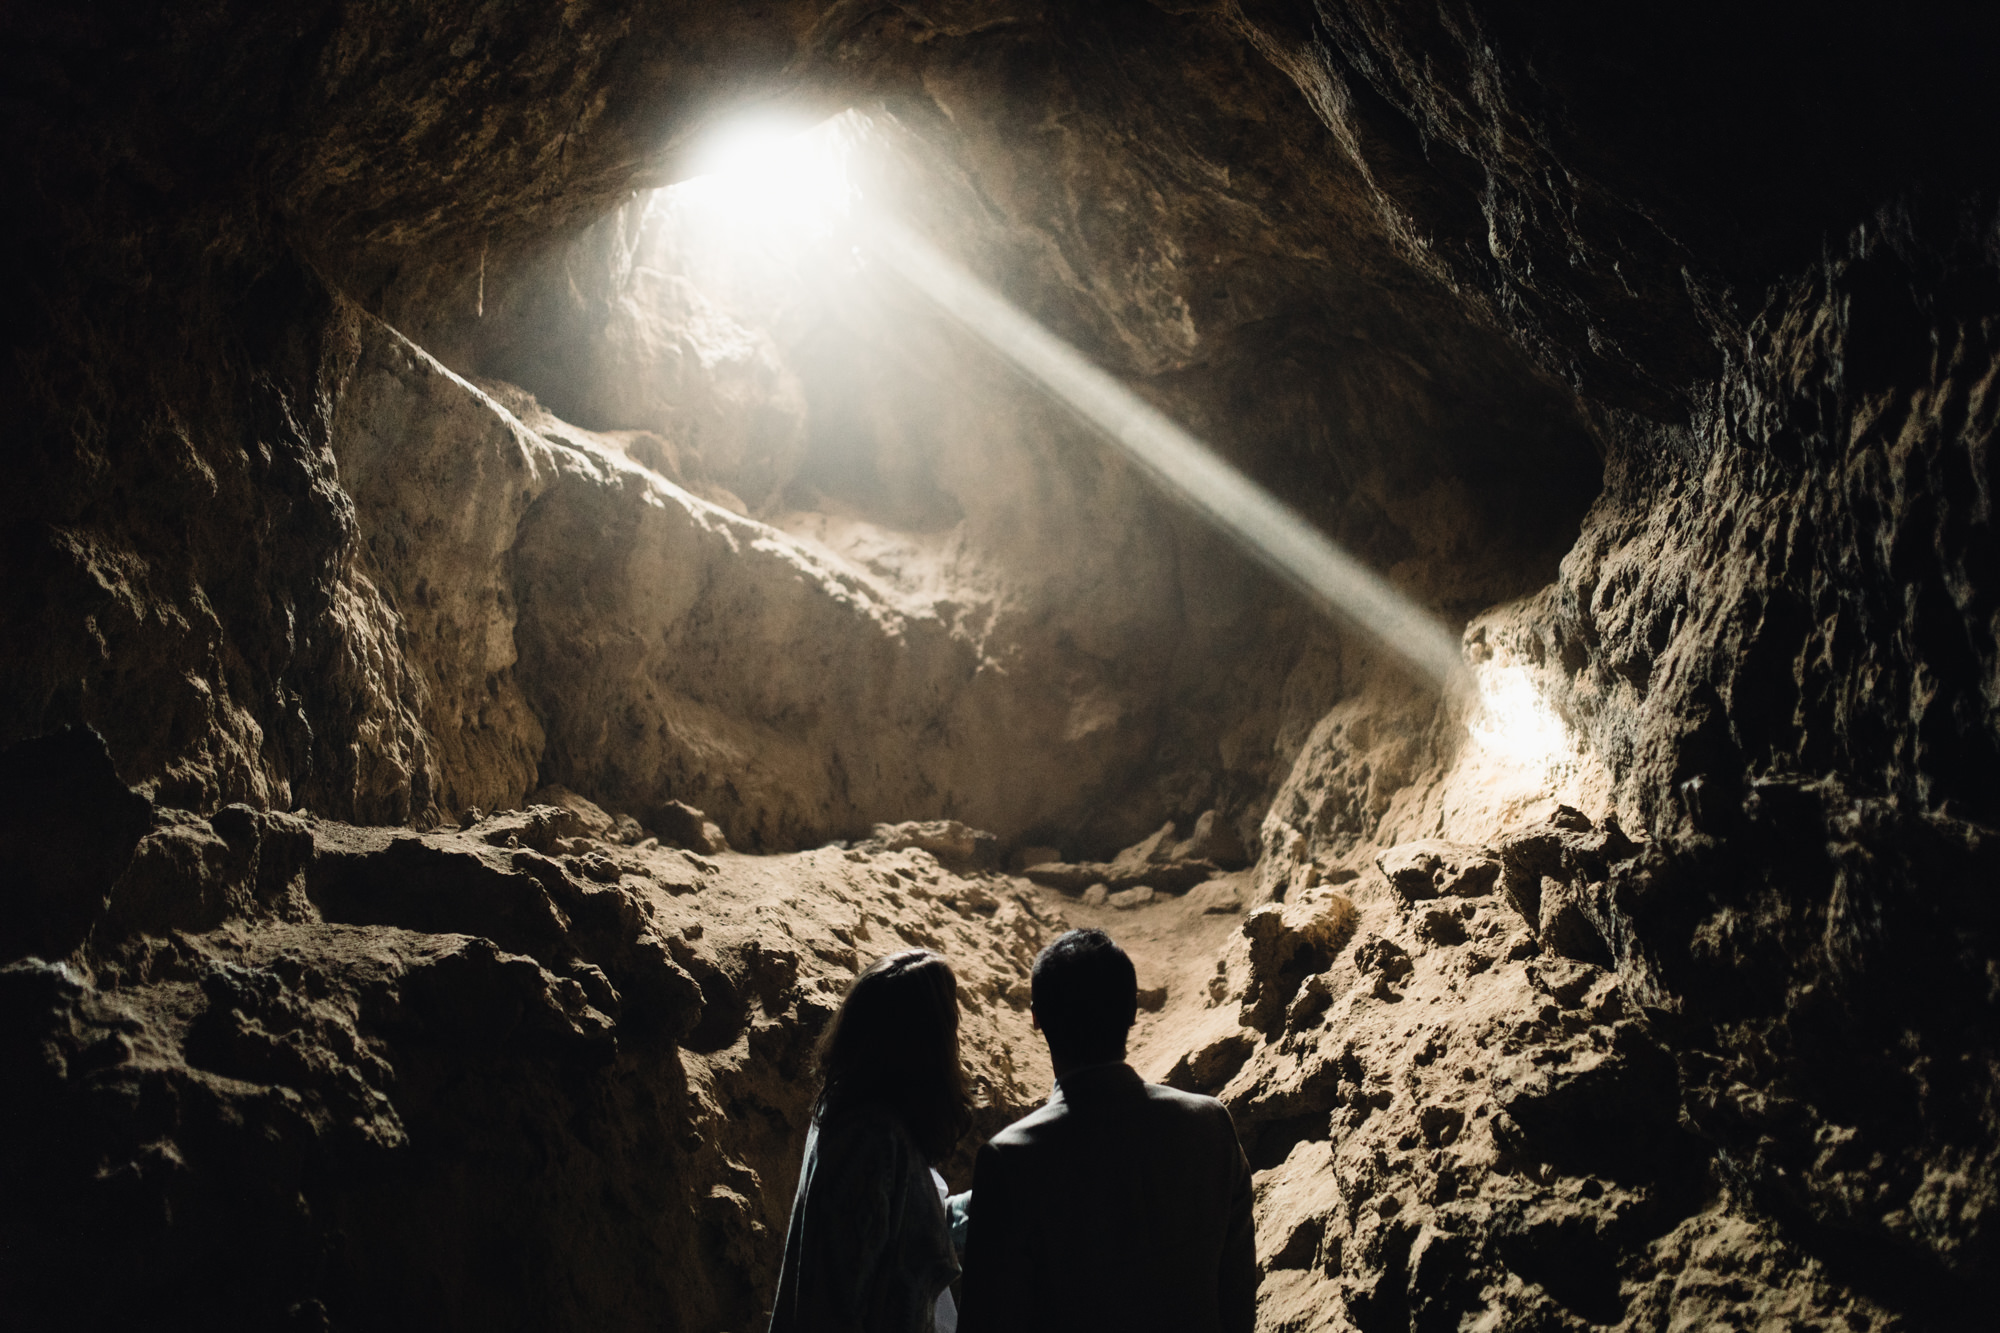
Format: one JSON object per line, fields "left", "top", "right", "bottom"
{"left": 1031, "top": 928, "right": 1137, "bottom": 1066}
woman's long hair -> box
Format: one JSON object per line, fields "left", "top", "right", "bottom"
{"left": 813, "top": 949, "right": 973, "bottom": 1164}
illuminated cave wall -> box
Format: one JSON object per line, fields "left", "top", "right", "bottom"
{"left": 358, "top": 89, "right": 1597, "bottom": 856}
{"left": 3, "top": 2, "right": 1997, "bottom": 1330}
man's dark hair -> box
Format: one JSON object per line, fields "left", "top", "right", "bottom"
{"left": 814, "top": 949, "right": 973, "bottom": 1163}
{"left": 1031, "top": 929, "right": 1137, "bottom": 1064}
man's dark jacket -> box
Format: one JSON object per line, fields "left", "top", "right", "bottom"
{"left": 956, "top": 1061, "right": 1257, "bottom": 1333}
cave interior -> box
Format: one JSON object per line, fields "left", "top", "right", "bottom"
{"left": 3, "top": 3, "right": 1997, "bottom": 1331}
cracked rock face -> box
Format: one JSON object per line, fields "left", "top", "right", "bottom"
{"left": 3, "top": 1, "right": 1997, "bottom": 1331}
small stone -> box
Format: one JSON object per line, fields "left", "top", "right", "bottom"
{"left": 1108, "top": 885, "right": 1155, "bottom": 910}
{"left": 1285, "top": 973, "right": 1335, "bottom": 1029}
{"left": 1081, "top": 884, "right": 1110, "bottom": 907}
{"left": 653, "top": 800, "right": 727, "bottom": 854}
{"left": 1353, "top": 934, "right": 1415, "bottom": 987}
{"left": 529, "top": 784, "right": 617, "bottom": 839}
{"left": 1136, "top": 985, "right": 1167, "bottom": 1011}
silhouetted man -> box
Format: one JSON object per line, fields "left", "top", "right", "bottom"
{"left": 957, "top": 928, "right": 1256, "bottom": 1333}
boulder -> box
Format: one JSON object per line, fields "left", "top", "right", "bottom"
{"left": 1375, "top": 840, "right": 1501, "bottom": 907}
{"left": 1239, "top": 893, "right": 1359, "bottom": 1032}
{"left": 652, "top": 800, "right": 731, "bottom": 855}
{"left": 529, "top": 784, "right": 619, "bottom": 840}
{"left": 1169, "top": 810, "right": 1249, "bottom": 869}
{"left": 862, "top": 820, "right": 1003, "bottom": 873}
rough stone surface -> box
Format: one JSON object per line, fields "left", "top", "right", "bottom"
{"left": 4, "top": 1, "right": 1998, "bottom": 1330}
{"left": 1, "top": 786, "right": 1058, "bottom": 1330}
{"left": 329, "top": 317, "right": 558, "bottom": 821}
{"left": 1223, "top": 6, "right": 2000, "bottom": 1315}
{"left": 1177, "top": 812, "right": 1917, "bottom": 1333}
{"left": 858, "top": 820, "right": 1005, "bottom": 873}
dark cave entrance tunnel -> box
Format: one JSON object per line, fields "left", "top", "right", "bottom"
{"left": 343, "top": 99, "right": 1608, "bottom": 865}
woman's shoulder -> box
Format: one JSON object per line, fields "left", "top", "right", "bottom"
{"left": 805, "top": 1100, "right": 932, "bottom": 1210}
{"left": 813, "top": 1099, "right": 919, "bottom": 1161}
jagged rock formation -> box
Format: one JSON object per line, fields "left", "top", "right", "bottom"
{"left": 2, "top": 726, "right": 1059, "bottom": 1328}
{"left": 4, "top": 1, "right": 1996, "bottom": 1331}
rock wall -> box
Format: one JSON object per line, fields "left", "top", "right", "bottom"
{"left": 331, "top": 307, "right": 1287, "bottom": 851}
{"left": 4, "top": 1, "right": 1997, "bottom": 1331}
{"left": 1221, "top": 3, "right": 2000, "bottom": 1315}
{"left": 416, "top": 54, "right": 1600, "bottom": 850}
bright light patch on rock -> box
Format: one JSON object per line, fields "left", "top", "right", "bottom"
{"left": 1468, "top": 659, "right": 1571, "bottom": 776}
{"left": 1416, "top": 640, "right": 1614, "bottom": 845}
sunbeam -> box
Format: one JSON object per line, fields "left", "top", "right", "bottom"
{"left": 857, "top": 215, "right": 1470, "bottom": 688}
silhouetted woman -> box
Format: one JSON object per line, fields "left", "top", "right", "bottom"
{"left": 769, "top": 949, "right": 974, "bottom": 1333}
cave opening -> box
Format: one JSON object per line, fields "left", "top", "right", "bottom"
{"left": 5, "top": 4, "right": 1996, "bottom": 1332}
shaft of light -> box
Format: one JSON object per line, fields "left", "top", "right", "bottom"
{"left": 860, "top": 215, "right": 1469, "bottom": 688}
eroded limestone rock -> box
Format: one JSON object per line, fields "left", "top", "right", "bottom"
{"left": 856, "top": 820, "right": 1003, "bottom": 873}
{"left": 1237, "top": 892, "right": 1360, "bottom": 1033}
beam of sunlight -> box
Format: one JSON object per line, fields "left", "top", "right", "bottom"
{"left": 856, "top": 215, "right": 1470, "bottom": 687}
{"left": 663, "top": 112, "right": 1468, "bottom": 688}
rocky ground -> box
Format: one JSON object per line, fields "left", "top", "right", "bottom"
{"left": 3, "top": 712, "right": 1939, "bottom": 1331}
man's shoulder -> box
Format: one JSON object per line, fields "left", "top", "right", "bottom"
{"left": 984, "top": 1098, "right": 1066, "bottom": 1151}
{"left": 984, "top": 1077, "right": 1232, "bottom": 1151}
{"left": 1139, "top": 1081, "right": 1243, "bottom": 1143}
{"left": 1139, "top": 1080, "right": 1230, "bottom": 1116}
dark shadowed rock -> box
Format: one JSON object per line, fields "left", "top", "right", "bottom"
{"left": 651, "top": 799, "right": 730, "bottom": 855}
{"left": 1169, "top": 809, "right": 1250, "bottom": 869}
{"left": 0, "top": 728, "right": 153, "bottom": 962}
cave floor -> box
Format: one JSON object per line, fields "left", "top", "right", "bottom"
{"left": 20, "top": 788, "right": 1921, "bottom": 1332}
